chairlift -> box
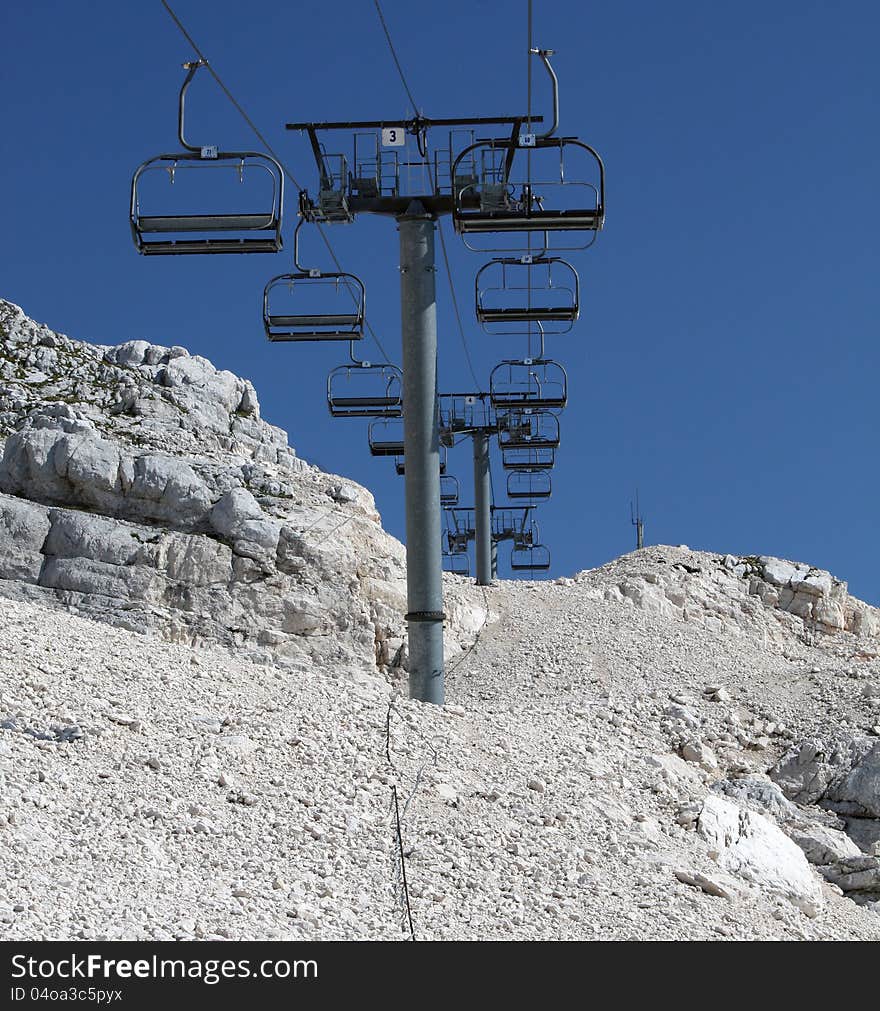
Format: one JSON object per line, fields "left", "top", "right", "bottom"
{"left": 263, "top": 220, "right": 366, "bottom": 341}
{"left": 451, "top": 49, "right": 604, "bottom": 253}
{"left": 440, "top": 475, "right": 460, "bottom": 506}
{"left": 451, "top": 137, "right": 604, "bottom": 253}
{"left": 327, "top": 360, "right": 402, "bottom": 418}
{"left": 368, "top": 418, "right": 405, "bottom": 457}
{"left": 490, "top": 359, "right": 567, "bottom": 410}
{"left": 506, "top": 470, "right": 552, "bottom": 501}
{"left": 501, "top": 445, "right": 556, "bottom": 471}
{"left": 130, "top": 61, "right": 284, "bottom": 255}
{"left": 442, "top": 549, "right": 470, "bottom": 577}
{"left": 497, "top": 410, "right": 560, "bottom": 450}
{"left": 510, "top": 543, "right": 551, "bottom": 573}
{"left": 475, "top": 257, "right": 579, "bottom": 335}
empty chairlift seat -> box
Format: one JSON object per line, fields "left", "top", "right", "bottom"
{"left": 326, "top": 364, "right": 402, "bottom": 417}
{"left": 506, "top": 470, "right": 552, "bottom": 501}
{"left": 131, "top": 154, "right": 285, "bottom": 254}
{"left": 368, "top": 418, "right": 405, "bottom": 457}
{"left": 501, "top": 445, "right": 556, "bottom": 471}
{"left": 442, "top": 550, "right": 470, "bottom": 577}
{"left": 130, "top": 63, "right": 284, "bottom": 255}
{"left": 451, "top": 136, "right": 605, "bottom": 253}
{"left": 510, "top": 543, "right": 551, "bottom": 573}
{"left": 490, "top": 359, "right": 568, "bottom": 411}
{"left": 440, "top": 475, "right": 460, "bottom": 506}
{"left": 475, "top": 258, "right": 580, "bottom": 335}
{"left": 263, "top": 272, "right": 365, "bottom": 341}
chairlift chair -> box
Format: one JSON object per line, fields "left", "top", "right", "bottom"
{"left": 440, "top": 475, "right": 460, "bottom": 506}
{"left": 490, "top": 359, "right": 568, "bottom": 411}
{"left": 263, "top": 218, "right": 366, "bottom": 341}
{"left": 510, "top": 542, "right": 551, "bottom": 573}
{"left": 475, "top": 257, "right": 580, "bottom": 335}
{"left": 368, "top": 418, "right": 405, "bottom": 457}
{"left": 451, "top": 136, "right": 604, "bottom": 253}
{"left": 327, "top": 362, "right": 402, "bottom": 418}
{"left": 442, "top": 550, "right": 470, "bottom": 577}
{"left": 506, "top": 470, "right": 552, "bottom": 501}
{"left": 501, "top": 445, "right": 556, "bottom": 471}
{"left": 130, "top": 62, "right": 284, "bottom": 255}
{"left": 263, "top": 272, "right": 365, "bottom": 341}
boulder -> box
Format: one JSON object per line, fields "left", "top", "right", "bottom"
{"left": 0, "top": 494, "right": 51, "bottom": 582}
{"left": 697, "top": 794, "right": 824, "bottom": 915}
{"left": 787, "top": 823, "right": 862, "bottom": 866}
{"left": 771, "top": 736, "right": 880, "bottom": 818}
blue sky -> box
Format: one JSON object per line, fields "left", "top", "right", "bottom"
{"left": 2, "top": 1, "right": 878, "bottom": 601}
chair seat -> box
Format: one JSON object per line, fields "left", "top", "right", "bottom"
{"left": 458, "top": 208, "right": 602, "bottom": 233}
{"left": 267, "top": 330, "right": 361, "bottom": 342}
{"left": 331, "top": 396, "right": 400, "bottom": 407}
{"left": 268, "top": 314, "right": 360, "bottom": 328}
{"left": 369, "top": 442, "right": 405, "bottom": 456}
{"left": 492, "top": 396, "right": 566, "bottom": 410}
{"left": 138, "top": 213, "right": 276, "bottom": 232}
{"left": 140, "top": 237, "right": 281, "bottom": 254}
{"left": 477, "top": 306, "right": 577, "bottom": 323}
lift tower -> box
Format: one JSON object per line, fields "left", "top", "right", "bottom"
{"left": 287, "top": 114, "right": 544, "bottom": 704}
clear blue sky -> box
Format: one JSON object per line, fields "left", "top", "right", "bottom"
{"left": 2, "top": 1, "right": 878, "bottom": 601}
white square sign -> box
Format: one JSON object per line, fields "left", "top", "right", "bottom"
{"left": 381, "top": 126, "right": 406, "bottom": 147}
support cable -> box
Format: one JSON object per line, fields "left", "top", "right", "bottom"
{"left": 159, "top": 0, "right": 393, "bottom": 365}
{"left": 372, "top": 0, "right": 420, "bottom": 118}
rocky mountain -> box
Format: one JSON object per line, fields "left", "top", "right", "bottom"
{"left": 1, "top": 300, "right": 879, "bottom": 940}
{"left": 0, "top": 299, "right": 486, "bottom": 677}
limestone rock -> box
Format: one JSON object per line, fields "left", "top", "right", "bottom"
{"left": 697, "top": 794, "right": 824, "bottom": 915}
{"left": 787, "top": 823, "right": 862, "bottom": 866}
{"left": 770, "top": 736, "right": 880, "bottom": 818}
{"left": 0, "top": 299, "right": 487, "bottom": 673}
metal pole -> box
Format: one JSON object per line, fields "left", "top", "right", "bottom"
{"left": 398, "top": 202, "right": 444, "bottom": 705}
{"left": 473, "top": 431, "right": 493, "bottom": 586}
{"left": 491, "top": 538, "right": 498, "bottom": 580}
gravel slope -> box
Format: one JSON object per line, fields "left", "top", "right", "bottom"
{"left": 3, "top": 546, "right": 880, "bottom": 941}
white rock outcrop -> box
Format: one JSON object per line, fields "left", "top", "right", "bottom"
{"left": 0, "top": 299, "right": 485, "bottom": 672}
{"left": 697, "top": 794, "right": 824, "bottom": 915}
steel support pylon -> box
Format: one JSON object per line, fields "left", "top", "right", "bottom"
{"left": 473, "top": 431, "right": 493, "bottom": 586}
{"left": 398, "top": 203, "right": 444, "bottom": 705}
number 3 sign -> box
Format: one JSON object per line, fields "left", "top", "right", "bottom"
{"left": 381, "top": 127, "right": 405, "bottom": 147}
